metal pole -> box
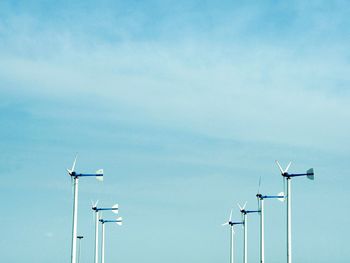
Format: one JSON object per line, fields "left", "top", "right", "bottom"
{"left": 71, "top": 177, "right": 79, "bottom": 263}
{"left": 94, "top": 211, "right": 99, "bottom": 263}
{"left": 230, "top": 225, "right": 234, "bottom": 263}
{"left": 260, "top": 199, "right": 265, "bottom": 263}
{"left": 101, "top": 222, "right": 105, "bottom": 263}
{"left": 243, "top": 214, "right": 247, "bottom": 263}
{"left": 77, "top": 236, "right": 83, "bottom": 263}
{"left": 287, "top": 178, "right": 292, "bottom": 263}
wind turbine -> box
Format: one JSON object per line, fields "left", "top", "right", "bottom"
{"left": 238, "top": 202, "right": 259, "bottom": 263}
{"left": 92, "top": 201, "right": 119, "bottom": 263}
{"left": 256, "top": 177, "right": 285, "bottom": 263}
{"left": 67, "top": 156, "right": 104, "bottom": 263}
{"left": 100, "top": 217, "right": 123, "bottom": 263}
{"left": 222, "top": 209, "right": 244, "bottom": 263}
{"left": 275, "top": 161, "right": 314, "bottom": 263}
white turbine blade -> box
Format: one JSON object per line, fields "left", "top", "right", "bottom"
{"left": 285, "top": 162, "right": 292, "bottom": 173}
{"left": 229, "top": 209, "right": 233, "bottom": 222}
{"left": 92, "top": 200, "right": 99, "bottom": 208}
{"left": 257, "top": 175, "right": 262, "bottom": 194}
{"left": 238, "top": 202, "right": 247, "bottom": 211}
{"left": 116, "top": 216, "right": 122, "bottom": 221}
{"left": 307, "top": 168, "right": 314, "bottom": 180}
{"left": 277, "top": 192, "right": 285, "bottom": 202}
{"left": 96, "top": 169, "right": 103, "bottom": 175}
{"left": 71, "top": 177, "right": 74, "bottom": 195}
{"left": 275, "top": 160, "right": 284, "bottom": 174}
{"left": 116, "top": 221, "right": 123, "bottom": 226}
{"left": 222, "top": 222, "right": 229, "bottom": 226}
{"left": 232, "top": 228, "right": 235, "bottom": 234}
{"left": 112, "top": 204, "right": 119, "bottom": 214}
{"left": 71, "top": 155, "right": 77, "bottom": 172}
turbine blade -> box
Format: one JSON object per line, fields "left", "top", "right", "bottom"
{"left": 275, "top": 160, "right": 284, "bottom": 174}
{"left": 237, "top": 203, "right": 243, "bottom": 211}
{"left": 242, "top": 201, "right": 247, "bottom": 210}
{"left": 222, "top": 222, "right": 229, "bottom": 226}
{"left": 257, "top": 175, "right": 262, "bottom": 194}
{"left": 72, "top": 155, "right": 77, "bottom": 172}
{"left": 91, "top": 200, "right": 98, "bottom": 207}
{"left": 71, "top": 176, "right": 74, "bottom": 195}
{"left": 285, "top": 162, "right": 292, "bottom": 173}
{"left": 116, "top": 221, "right": 123, "bottom": 226}
{"left": 229, "top": 209, "right": 233, "bottom": 222}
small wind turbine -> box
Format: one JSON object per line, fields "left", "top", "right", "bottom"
{"left": 100, "top": 217, "right": 123, "bottom": 263}
{"left": 222, "top": 209, "right": 244, "bottom": 263}
{"left": 238, "top": 202, "right": 259, "bottom": 263}
{"left": 275, "top": 161, "right": 314, "bottom": 263}
{"left": 256, "top": 176, "right": 285, "bottom": 263}
{"left": 92, "top": 201, "right": 119, "bottom": 263}
{"left": 67, "top": 156, "right": 104, "bottom": 263}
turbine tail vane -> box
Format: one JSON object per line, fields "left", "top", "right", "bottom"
{"left": 278, "top": 192, "right": 285, "bottom": 202}
{"left": 96, "top": 169, "right": 104, "bottom": 181}
{"left": 307, "top": 168, "right": 314, "bottom": 180}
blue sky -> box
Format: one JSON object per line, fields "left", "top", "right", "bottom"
{"left": 1, "top": 1, "right": 349, "bottom": 262}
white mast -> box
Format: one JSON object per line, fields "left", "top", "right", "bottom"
{"left": 95, "top": 209, "right": 99, "bottom": 263}
{"left": 101, "top": 222, "right": 105, "bottom": 263}
{"left": 71, "top": 176, "right": 79, "bottom": 263}
{"left": 243, "top": 213, "right": 247, "bottom": 263}
{"left": 260, "top": 197, "right": 264, "bottom": 263}
{"left": 287, "top": 178, "right": 292, "bottom": 263}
